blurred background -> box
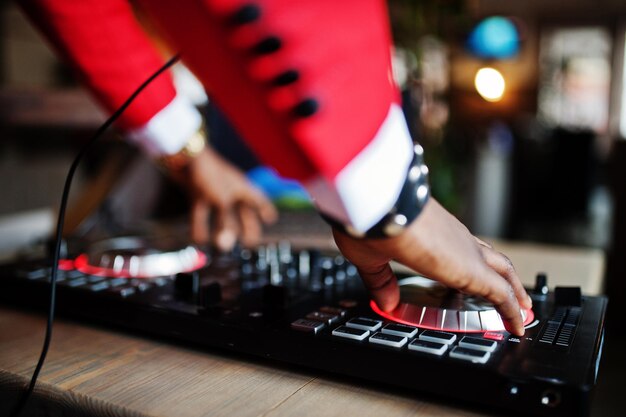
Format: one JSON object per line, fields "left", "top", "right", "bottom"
{"left": 1, "top": 1, "right": 626, "bottom": 414}
{"left": 1, "top": 0, "right": 626, "bottom": 321}
{"left": 3, "top": 0, "right": 626, "bottom": 309}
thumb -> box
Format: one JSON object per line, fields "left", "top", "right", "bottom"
{"left": 355, "top": 262, "right": 400, "bottom": 312}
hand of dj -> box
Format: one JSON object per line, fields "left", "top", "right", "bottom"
{"left": 170, "top": 147, "right": 278, "bottom": 251}
{"left": 332, "top": 198, "right": 533, "bottom": 336}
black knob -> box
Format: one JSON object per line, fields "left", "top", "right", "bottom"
{"left": 534, "top": 273, "right": 549, "bottom": 296}
{"left": 175, "top": 271, "right": 200, "bottom": 297}
{"left": 263, "top": 284, "right": 288, "bottom": 309}
{"left": 199, "top": 282, "right": 222, "bottom": 308}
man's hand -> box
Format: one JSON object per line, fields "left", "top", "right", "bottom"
{"left": 171, "top": 147, "right": 278, "bottom": 251}
{"left": 332, "top": 198, "right": 532, "bottom": 336}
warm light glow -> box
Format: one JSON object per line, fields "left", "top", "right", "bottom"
{"left": 474, "top": 67, "right": 505, "bottom": 102}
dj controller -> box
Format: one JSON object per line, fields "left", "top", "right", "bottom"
{"left": 0, "top": 236, "right": 607, "bottom": 417}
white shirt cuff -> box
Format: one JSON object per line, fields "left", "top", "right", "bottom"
{"left": 304, "top": 104, "right": 414, "bottom": 232}
{"left": 127, "top": 95, "right": 203, "bottom": 158}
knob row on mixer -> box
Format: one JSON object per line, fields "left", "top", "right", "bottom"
{"left": 238, "top": 243, "right": 360, "bottom": 293}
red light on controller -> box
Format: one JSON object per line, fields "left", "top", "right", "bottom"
{"left": 483, "top": 332, "right": 505, "bottom": 341}
{"left": 58, "top": 259, "right": 75, "bottom": 271}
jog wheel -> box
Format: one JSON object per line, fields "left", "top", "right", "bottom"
{"left": 73, "top": 236, "right": 207, "bottom": 278}
{"left": 371, "top": 276, "right": 534, "bottom": 333}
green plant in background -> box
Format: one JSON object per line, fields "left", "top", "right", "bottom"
{"left": 425, "top": 143, "right": 463, "bottom": 214}
{"left": 388, "top": 0, "right": 470, "bottom": 216}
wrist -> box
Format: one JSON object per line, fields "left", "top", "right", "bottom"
{"left": 156, "top": 124, "right": 208, "bottom": 172}
{"left": 127, "top": 95, "right": 203, "bottom": 158}
{"left": 323, "top": 144, "right": 430, "bottom": 239}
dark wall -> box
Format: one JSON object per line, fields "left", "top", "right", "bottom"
{"left": 607, "top": 140, "right": 626, "bottom": 326}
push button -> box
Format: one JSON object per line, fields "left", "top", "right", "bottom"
{"left": 408, "top": 339, "right": 448, "bottom": 356}
{"left": 306, "top": 311, "right": 339, "bottom": 324}
{"left": 369, "top": 332, "right": 407, "bottom": 348}
{"left": 64, "top": 269, "right": 84, "bottom": 279}
{"left": 63, "top": 277, "right": 88, "bottom": 287}
{"left": 88, "top": 281, "right": 110, "bottom": 292}
{"left": 17, "top": 267, "right": 48, "bottom": 280}
{"left": 319, "top": 306, "right": 347, "bottom": 317}
{"left": 110, "top": 287, "right": 136, "bottom": 298}
{"left": 459, "top": 336, "right": 498, "bottom": 352}
{"left": 419, "top": 330, "right": 457, "bottom": 345}
{"left": 346, "top": 317, "right": 382, "bottom": 332}
{"left": 381, "top": 323, "right": 418, "bottom": 338}
{"left": 108, "top": 278, "right": 128, "bottom": 288}
{"left": 449, "top": 346, "right": 491, "bottom": 364}
{"left": 153, "top": 277, "right": 169, "bottom": 287}
{"left": 483, "top": 332, "right": 505, "bottom": 341}
{"left": 130, "top": 280, "right": 153, "bottom": 292}
{"left": 291, "top": 319, "right": 325, "bottom": 334}
{"left": 332, "top": 325, "right": 369, "bottom": 341}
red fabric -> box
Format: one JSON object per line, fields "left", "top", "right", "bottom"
{"left": 18, "top": 0, "right": 176, "bottom": 130}
{"left": 142, "top": 0, "right": 399, "bottom": 181}
{"left": 20, "top": 0, "right": 401, "bottom": 182}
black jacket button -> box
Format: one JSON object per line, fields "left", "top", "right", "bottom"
{"left": 293, "top": 98, "right": 319, "bottom": 118}
{"left": 272, "top": 70, "right": 300, "bottom": 86}
{"left": 230, "top": 4, "right": 261, "bottom": 25}
{"left": 252, "top": 36, "right": 282, "bottom": 55}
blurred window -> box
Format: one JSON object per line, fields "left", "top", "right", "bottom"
{"left": 538, "top": 27, "right": 612, "bottom": 134}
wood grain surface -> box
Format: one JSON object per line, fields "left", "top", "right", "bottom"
{"left": 0, "top": 308, "right": 488, "bottom": 417}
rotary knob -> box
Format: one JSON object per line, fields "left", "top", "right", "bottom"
{"left": 175, "top": 271, "right": 200, "bottom": 298}
{"left": 199, "top": 282, "right": 222, "bottom": 308}
{"left": 534, "top": 273, "right": 549, "bottom": 296}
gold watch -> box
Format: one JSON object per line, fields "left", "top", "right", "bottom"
{"left": 157, "top": 127, "right": 207, "bottom": 171}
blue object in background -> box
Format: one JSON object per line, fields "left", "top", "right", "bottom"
{"left": 467, "top": 16, "right": 520, "bottom": 59}
{"left": 247, "top": 166, "right": 312, "bottom": 209}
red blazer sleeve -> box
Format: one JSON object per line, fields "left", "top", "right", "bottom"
{"left": 20, "top": 0, "right": 414, "bottom": 230}
{"left": 18, "top": 0, "right": 177, "bottom": 131}
{"left": 139, "top": 0, "right": 403, "bottom": 183}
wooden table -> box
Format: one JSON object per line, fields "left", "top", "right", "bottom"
{"left": 0, "top": 240, "right": 605, "bottom": 417}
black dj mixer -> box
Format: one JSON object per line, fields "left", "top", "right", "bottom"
{"left": 0, "top": 237, "right": 607, "bottom": 417}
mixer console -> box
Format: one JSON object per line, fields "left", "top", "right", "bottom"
{"left": 0, "top": 237, "right": 607, "bottom": 417}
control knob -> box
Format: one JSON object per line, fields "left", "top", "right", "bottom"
{"left": 175, "top": 271, "right": 200, "bottom": 298}
{"left": 534, "top": 273, "right": 549, "bottom": 296}
{"left": 199, "top": 282, "right": 222, "bottom": 308}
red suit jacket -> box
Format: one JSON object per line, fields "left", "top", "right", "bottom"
{"left": 19, "top": 0, "right": 414, "bottom": 232}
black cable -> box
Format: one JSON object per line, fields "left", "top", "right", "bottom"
{"left": 9, "top": 54, "right": 180, "bottom": 417}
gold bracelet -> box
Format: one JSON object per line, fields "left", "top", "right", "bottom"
{"left": 157, "top": 126, "right": 207, "bottom": 172}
